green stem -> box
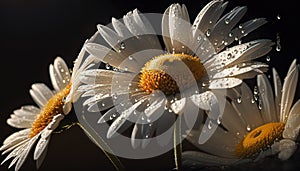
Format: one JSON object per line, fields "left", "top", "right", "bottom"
{"left": 173, "top": 115, "right": 182, "bottom": 171}
{"left": 77, "top": 115, "right": 125, "bottom": 171}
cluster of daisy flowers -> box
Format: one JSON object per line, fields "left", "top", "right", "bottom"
{"left": 1, "top": 0, "right": 299, "bottom": 170}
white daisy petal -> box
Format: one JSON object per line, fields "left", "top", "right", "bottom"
{"left": 221, "top": 101, "right": 246, "bottom": 138}
{"left": 277, "top": 139, "right": 297, "bottom": 160}
{"left": 144, "top": 96, "right": 166, "bottom": 120}
{"left": 20, "top": 105, "right": 40, "bottom": 115}
{"left": 29, "top": 84, "right": 52, "bottom": 107}
{"left": 35, "top": 144, "right": 48, "bottom": 169}
{"left": 190, "top": 91, "right": 216, "bottom": 111}
{"left": 168, "top": 4, "right": 193, "bottom": 54}
{"left": 98, "top": 107, "right": 120, "bottom": 124}
{"left": 223, "top": 18, "right": 267, "bottom": 49}
{"left": 280, "top": 59, "right": 298, "bottom": 122}
{"left": 0, "top": 136, "right": 29, "bottom": 152}
{"left": 131, "top": 123, "right": 142, "bottom": 149}
{"left": 15, "top": 136, "right": 39, "bottom": 171}
{"left": 283, "top": 100, "right": 300, "bottom": 140}
{"left": 208, "top": 39, "right": 273, "bottom": 70}
{"left": 34, "top": 136, "right": 51, "bottom": 160}
{"left": 212, "top": 62, "right": 268, "bottom": 79}
{"left": 13, "top": 108, "right": 37, "bottom": 118}
{"left": 210, "top": 6, "right": 247, "bottom": 51}
{"left": 198, "top": 118, "right": 219, "bottom": 144}
{"left": 112, "top": 17, "right": 133, "bottom": 38}
{"left": 2, "top": 129, "right": 31, "bottom": 146}
{"left": 272, "top": 68, "right": 282, "bottom": 118}
{"left": 52, "top": 57, "right": 71, "bottom": 90}
{"left": 187, "top": 128, "right": 238, "bottom": 158}
{"left": 86, "top": 96, "right": 114, "bottom": 112}
{"left": 2, "top": 141, "right": 27, "bottom": 165}
{"left": 257, "top": 74, "right": 277, "bottom": 122}
{"left": 161, "top": 6, "right": 172, "bottom": 53}
{"left": 192, "top": 0, "right": 227, "bottom": 37}
{"left": 231, "top": 83, "right": 264, "bottom": 130}
{"left": 209, "top": 77, "right": 242, "bottom": 89}
{"left": 97, "top": 24, "right": 122, "bottom": 51}
{"left": 85, "top": 43, "right": 141, "bottom": 73}
{"left": 170, "top": 97, "right": 186, "bottom": 114}
{"left": 7, "top": 118, "right": 32, "bottom": 129}
{"left": 107, "top": 100, "right": 145, "bottom": 138}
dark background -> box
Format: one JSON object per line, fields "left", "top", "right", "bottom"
{"left": 0, "top": 0, "right": 299, "bottom": 171}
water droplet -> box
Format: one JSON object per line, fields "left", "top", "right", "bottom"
{"left": 238, "top": 24, "right": 243, "bottom": 29}
{"left": 124, "top": 66, "right": 128, "bottom": 71}
{"left": 251, "top": 98, "right": 256, "bottom": 103}
{"left": 128, "top": 56, "right": 133, "bottom": 60}
{"left": 227, "top": 53, "right": 232, "bottom": 59}
{"left": 112, "top": 94, "right": 118, "bottom": 100}
{"left": 62, "top": 96, "right": 67, "bottom": 103}
{"left": 238, "top": 39, "right": 242, "bottom": 45}
{"left": 205, "top": 29, "right": 211, "bottom": 37}
{"left": 208, "top": 120, "right": 213, "bottom": 129}
{"left": 241, "top": 29, "right": 245, "bottom": 34}
{"left": 237, "top": 97, "right": 242, "bottom": 103}
{"left": 102, "top": 103, "right": 105, "bottom": 107}
{"left": 197, "top": 35, "right": 202, "bottom": 42}
{"left": 120, "top": 42, "right": 125, "bottom": 50}
{"left": 225, "top": 18, "right": 230, "bottom": 24}
{"left": 246, "top": 125, "right": 251, "bottom": 132}
{"left": 228, "top": 32, "right": 233, "bottom": 37}
{"left": 276, "top": 33, "right": 281, "bottom": 52}
{"left": 277, "top": 14, "right": 281, "bottom": 20}
{"left": 105, "top": 63, "right": 111, "bottom": 70}
{"left": 253, "top": 86, "right": 258, "bottom": 95}
{"left": 217, "top": 116, "right": 222, "bottom": 124}
{"left": 266, "top": 56, "right": 271, "bottom": 61}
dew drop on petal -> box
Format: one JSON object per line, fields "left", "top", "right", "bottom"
{"left": 276, "top": 33, "right": 281, "bottom": 52}
{"left": 105, "top": 63, "right": 111, "bottom": 70}
{"left": 217, "top": 116, "right": 222, "bottom": 124}
{"left": 120, "top": 42, "right": 126, "bottom": 50}
{"left": 208, "top": 120, "right": 213, "bottom": 129}
{"left": 253, "top": 86, "right": 258, "bottom": 95}
{"left": 277, "top": 14, "right": 281, "bottom": 20}
{"left": 128, "top": 56, "right": 133, "bottom": 60}
{"left": 237, "top": 97, "right": 242, "bottom": 103}
{"left": 225, "top": 18, "right": 230, "bottom": 24}
{"left": 266, "top": 56, "right": 271, "bottom": 61}
{"left": 205, "top": 29, "right": 211, "bottom": 37}
{"left": 246, "top": 125, "right": 251, "bottom": 132}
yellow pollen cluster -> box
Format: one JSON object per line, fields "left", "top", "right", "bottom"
{"left": 235, "top": 122, "right": 285, "bottom": 158}
{"left": 29, "top": 83, "right": 72, "bottom": 138}
{"left": 139, "top": 53, "right": 206, "bottom": 94}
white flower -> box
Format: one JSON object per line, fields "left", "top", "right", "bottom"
{"left": 79, "top": 0, "right": 273, "bottom": 147}
{"left": 183, "top": 59, "right": 299, "bottom": 167}
{"left": 0, "top": 57, "right": 72, "bottom": 170}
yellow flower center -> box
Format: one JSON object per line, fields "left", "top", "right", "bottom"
{"left": 235, "top": 122, "right": 285, "bottom": 158}
{"left": 139, "top": 53, "right": 206, "bottom": 94}
{"left": 29, "top": 83, "right": 72, "bottom": 138}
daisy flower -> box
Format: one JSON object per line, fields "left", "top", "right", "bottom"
{"left": 183, "top": 59, "right": 299, "bottom": 167}
{"left": 0, "top": 44, "right": 92, "bottom": 171}
{"left": 79, "top": 0, "right": 273, "bottom": 147}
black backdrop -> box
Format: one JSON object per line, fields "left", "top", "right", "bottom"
{"left": 0, "top": 0, "right": 300, "bottom": 171}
